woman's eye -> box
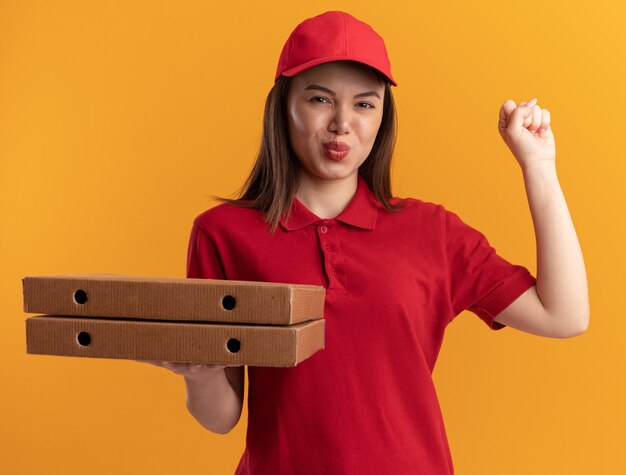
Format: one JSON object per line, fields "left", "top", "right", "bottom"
{"left": 310, "top": 96, "right": 329, "bottom": 104}
{"left": 310, "top": 97, "right": 375, "bottom": 109}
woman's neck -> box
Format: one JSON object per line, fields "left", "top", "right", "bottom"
{"left": 294, "top": 173, "right": 358, "bottom": 219}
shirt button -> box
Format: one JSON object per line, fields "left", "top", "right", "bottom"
{"left": 325, "top": 245, "right": 331, "bottom": 251}
{"left": 320, "top": 225, "right": 328, "bottom": 233}
{"left": 331, "top": 268, "right": 337, "bottom": 275}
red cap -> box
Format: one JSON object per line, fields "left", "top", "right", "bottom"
{"left": 275, "top": 11, "right": 397, "bottom": 87}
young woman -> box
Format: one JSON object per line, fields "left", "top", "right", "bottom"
{"left": 139, "top": 10, "right": 589, "bottom": 474}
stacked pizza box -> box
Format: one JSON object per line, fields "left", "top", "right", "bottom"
{"left": 23, "top": 274, "right": 326, "bottom": 367}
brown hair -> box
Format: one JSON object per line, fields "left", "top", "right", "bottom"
{"left": 212, "top": 65, "right": 403, "bottom": 234}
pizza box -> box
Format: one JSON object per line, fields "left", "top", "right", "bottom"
{"left": 25, "top": 315, "right": 325, "bottom": 367}
{"left": 22, "top": 274, "right": 325, "bottom": 324}
{"left": 23, "top": 274, "right": 327, "bottom": 367}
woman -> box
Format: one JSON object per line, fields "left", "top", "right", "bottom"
{"left": 139, "top": 10, "right": 589, "bottom": 474}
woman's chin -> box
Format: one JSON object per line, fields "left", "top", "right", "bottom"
{"left": 302, "top": 168, "right": 359, "bottom": 184}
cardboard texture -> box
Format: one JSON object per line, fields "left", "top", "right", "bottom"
{"left": 26, "top": 316, "right": 325, "bottom": 367}
{"left": 24, "top": 274, "right": 326, "bottom": 367}
{"left": 23, "top": 274, "right": 326, "bottom": 324}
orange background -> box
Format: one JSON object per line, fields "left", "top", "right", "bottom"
{"left": 1, "top": 1, "right": 623, "bottom": 474}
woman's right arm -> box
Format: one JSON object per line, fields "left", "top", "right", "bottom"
{"left": 167, "top": 218, "right": 244, "bottom": 433}
{"left": 138, "top": 361, "right": 245, "bottom": 434}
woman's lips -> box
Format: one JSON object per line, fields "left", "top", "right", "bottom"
{"left": 323, "top": 142, "right": 351, "bottom": 161}
{"left": 323, "top": 148, "right": 350, "bottom": 160}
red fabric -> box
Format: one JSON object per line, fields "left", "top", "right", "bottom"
{"left": 274, "top": 10, "right": 398, "bottom": 86}
{"left": 186, "top": 175, "right": 536, "bottom": 474}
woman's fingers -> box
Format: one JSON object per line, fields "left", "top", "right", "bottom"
{"left": 136, "top": 359, "right": 164, "bottom": 367}
{"left": 135, "top": 359, "right": 229, "bottom": 377}
{"left": 161, "top": 361, "right": 187, "bottom": 374}
{"left": 135, "top": 360, "right": 186, "bottom": 372}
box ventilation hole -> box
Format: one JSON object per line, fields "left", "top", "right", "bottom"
{"left": 226, "top": 338, "right": 241, "bottom": 353}
{"left": 221, "top": 295, "right": 236, "bottom": 310}
{"left": 76, "top": 331, "right": 91, "bottom": 346}
{"left": 73, "top": 289, "right": 88, "bottom": 304}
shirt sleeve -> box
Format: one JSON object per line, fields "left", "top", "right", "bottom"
{"left": 442, "top": 205, "right": 537, "bottom": 330}
{"left": 186, "top": 219, "right": 228, "bottom": 280}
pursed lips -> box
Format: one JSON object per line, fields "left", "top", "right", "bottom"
{"left": 323, "top": 140, "right": 351, "bottom": 152}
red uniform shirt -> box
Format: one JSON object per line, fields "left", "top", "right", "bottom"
{"left": 187, "top": 175, "right": 536, "bottom": 474}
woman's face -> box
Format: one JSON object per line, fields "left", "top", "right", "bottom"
{"left": 286, "top": 61, "right": 385, "bottom": 184}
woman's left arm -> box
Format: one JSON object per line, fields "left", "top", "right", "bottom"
{"left": 492, "top": 98, "right": 590, "bottom": 338}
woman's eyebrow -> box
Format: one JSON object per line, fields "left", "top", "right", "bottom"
{"left": 304, "top": 84, "right": 381, "bottom": 99}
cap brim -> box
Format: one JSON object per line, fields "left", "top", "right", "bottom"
{"left": 277, "top": 56, "right": 397, "bottom": 87}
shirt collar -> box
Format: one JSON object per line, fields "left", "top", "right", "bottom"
{"left": 279, "top": 175, "right": 379, "bottom": 231}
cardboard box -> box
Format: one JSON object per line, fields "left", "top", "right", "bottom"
{"left": 24, "top": 274, "right": 327, "bottom": 367}
{"left": 23, "top": 274, "right": 325, "bottom": 324}
{"left": 26, "top": 316, "right": 325, "bottom": 367}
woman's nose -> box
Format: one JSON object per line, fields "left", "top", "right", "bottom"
{"left": 328, "top": 107, "right": 351, "bottom": 134}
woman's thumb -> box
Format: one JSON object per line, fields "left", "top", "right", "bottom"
{"left": 505, "top": 104, "right": 533, "bottom": 140}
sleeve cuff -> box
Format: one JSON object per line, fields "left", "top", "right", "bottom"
{"left": 469, "top": 271, "right": 537, "bottom": 331}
